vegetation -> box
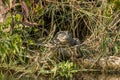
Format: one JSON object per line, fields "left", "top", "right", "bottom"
{"left": 0, "top": 0, "right": 120, "bottom": 79}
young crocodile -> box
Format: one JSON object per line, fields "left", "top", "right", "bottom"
{"left": 44, "top": 31, "right": 81, "bottom": 61}
{"left": 53, "top": 31, "right": 80, "bottom": 46}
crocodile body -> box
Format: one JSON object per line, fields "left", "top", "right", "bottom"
{"left": 53, "top": 31, "right": 80, "bottom": 46}
{"left": 44, "top": 31, "right": 81, "bottom": 61}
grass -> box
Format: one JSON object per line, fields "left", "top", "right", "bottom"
{"left": 0, "top": 0, "right": 120, "bottom": 79}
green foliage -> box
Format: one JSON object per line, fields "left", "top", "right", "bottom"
{"left": 0, "top": 31, "right": 24, "bottom": 63}
{"left": 52, "top": 61, "right": 78, "bottom": 78}
{"left": 0, "top": 0, "right": 120, "bottom": 79}
{"left": 108, "top": 0, "right": 120, "bottom": 11}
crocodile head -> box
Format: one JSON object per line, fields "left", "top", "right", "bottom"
{"left": 54, "top": 31, "right": 72, "bottom": 44}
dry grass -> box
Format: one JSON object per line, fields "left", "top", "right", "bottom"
{"left": 0, "top": 0, "right": 120, "bottom": 79}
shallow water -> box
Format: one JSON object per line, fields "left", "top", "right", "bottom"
{"left": 73, "top": 73, "right": 120, "bottom": 80}
{"left": 0, "top": 71, "right": 120, "bottom": 80}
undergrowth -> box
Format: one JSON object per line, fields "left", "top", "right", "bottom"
{"left": 0, "top": 0, "right": 120, "bottom": 79}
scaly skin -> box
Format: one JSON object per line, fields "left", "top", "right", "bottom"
{"left": 53, "top": 31, "right": 80, "bottom": 46}
{"left": 44, "top": 31, "right": 81, "bottom": 61}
